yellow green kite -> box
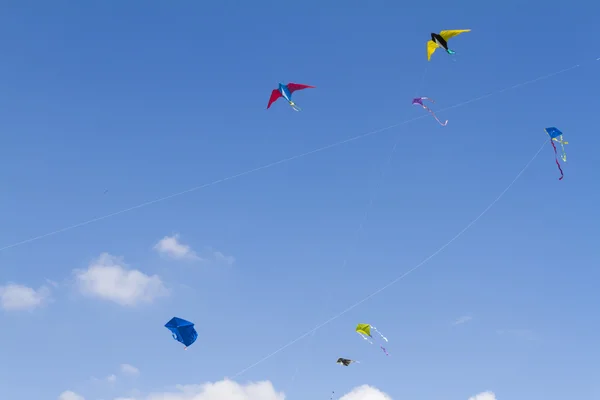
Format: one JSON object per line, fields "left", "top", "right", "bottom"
{"left": 356, "top": 323, "right": 389, "bottom": 355}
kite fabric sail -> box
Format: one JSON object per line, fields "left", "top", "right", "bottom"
{"left": 427, "top": 29, "right": 471, "bottom": 61}
{"left": 356, "top": 323, "right": 389, "bottom": 355}
{"left": 412, "top": 97, "right": 448, "bottom": 126}
{"left": 267, "top": 82, "right": 316, "bottom": 111}
{"left": 165, "top": 317, "right": 198, "bottom": 349}
{"left": 545, "top": 127, "right": 568, "bottom": 180}
{"left": 336, "top": 357, "right": 359, "bottom": 366}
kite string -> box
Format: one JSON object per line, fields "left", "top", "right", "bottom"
{"left": 238, "top": 60, "right": 442, "bottom": 381}
{"left": 230, "top": 138, "right": 548, "bottom": 379}
{"left": 287, "top": 329, "right": 316, "bottom": 389}
{"left": 0, "top": 61, "right": 584, "bottom": 253}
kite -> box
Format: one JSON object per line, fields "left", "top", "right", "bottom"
{"left": 267, "top": 82, "right": 315, "bottom": 111}
{"left": 356, "top": 323, "right": 389, "bottom": 355}
{"left": 165, "top": 317, "right": 198, "bottom": 349}
{"left": 412, "top": 97, "right": 448, "bottom": 126}
{"left": 545, "top": 127, "right": 568, "bottom": 180}
{"left": 427, "top": 30, "right": 471, "bottom": 61}
{"left": 336, "top": 357, "right": 359, "bottom": 366}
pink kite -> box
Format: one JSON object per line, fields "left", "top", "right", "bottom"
{"left": 412, "top": 97, "right": 447, "bottom": 126}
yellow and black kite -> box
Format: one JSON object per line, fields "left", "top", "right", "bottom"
{"left": 427, "top": 30, "right": 471, "bottom": 61}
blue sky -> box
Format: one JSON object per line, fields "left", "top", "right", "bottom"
{"left": 0, "top": 1, "right": 599, "bottom": 400}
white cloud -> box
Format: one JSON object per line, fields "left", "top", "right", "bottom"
{"left": 153, "top": 235, "right": 235, "bottom": 267}
{"left": 58, "top": 391, "right": 85, "bottom": 400}
{"left": 74, "top": 253, "right": 169, "bottom": 306}
{"left": 213, "top": 250, "right": 235, "bottom": 266}
{"left": 339, "top": 385, "right": 392, "bottom": 400}
{"left": 143, "top": 379, "right": 284, "bottom": 400}
{"left": 74, "top": 379, "right": 493, "bottom": 400}
{"left": 154, "top": 234, "right": 199, "bottom": 261}
{"left": 453, "top": 315, "right": 473, "bottom": 325}
{"left": 114, "top": 380, "right": 394, "bottom": 400}
{"left": 107, "top": 374, "right": 117, "bottom": 383}
{"left": 468, "top": 391, "right": 496, "bottom": 400}
{"left": 0, "top": 283, "right": 50, "bottom": 311}
{"left": 120, "top": 363, "right": 140, "bottom": 376}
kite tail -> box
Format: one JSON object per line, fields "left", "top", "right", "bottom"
{"left": 424, "top": 106, "right": 448, "bottom": 126}
{"left": 371, "top": 326, "right": 388, "bottom": 342}
{"left": 447, "top": 49, "right": 456, "bottom": 55}
{"left": 380, "top": 346, "right": 389, "bottom": 356}
{"left": 289, "top": 101, "right": 301, "bottom": 112}
{"left": 553, "top": 137, "right": 568, "bottom": 162}
{"left": 550, "top": 140, "right": 565, "bottom": 180}
{"left": 357, "top": 332, "right": 373, "bottom": 344}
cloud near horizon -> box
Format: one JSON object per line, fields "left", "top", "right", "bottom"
{"left": 468, "top": 391, "right": 497, "bottom": 400}
{"left": 58, "top": 391, "right": 85, "bottom": 400}
{"left": 58, "top": 379, "right": 496, "bottom": 400}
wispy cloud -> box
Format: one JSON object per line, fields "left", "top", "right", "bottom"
{"left": 211, "top": 249, "right": 235, "bottom": 266}
{"left": 89, "top": 364, "right": 139, "bottom": 387}
{"left": 45, "top": 279, "right": 59, "bottom": 288}
{"left": 340, "top": 384, "right": 392, "bottom": 400}
{"left": 90, "top": 374, "right": 117, "bottom": 384}
{"left": 142, "top": 379, "right": 284, "bottom": 400}
{"left": 120, "top": 363, "right": 140, "bottom": 377}
{"left": 153, "top": 234, "right": 235, "bottom": 267}
{"left": 497, "top": 328, "right": 537, "bottom": 341}
{"left": 153, "top": 234, "right": 199, "bottom": 261}
{"left": 74, "top": 253, "right": 169, "bottom": 307}
{"left": 453, "top": 315, "right": 473, "bottom": 325}
{"left": 58, "top": 391, "right": 85, "bottom": 400}
{"left": 468, "top": 391, "right": 496, "bottom": 400}
{"left": 0, "top": 283, "right": 51, "bottom": 311}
